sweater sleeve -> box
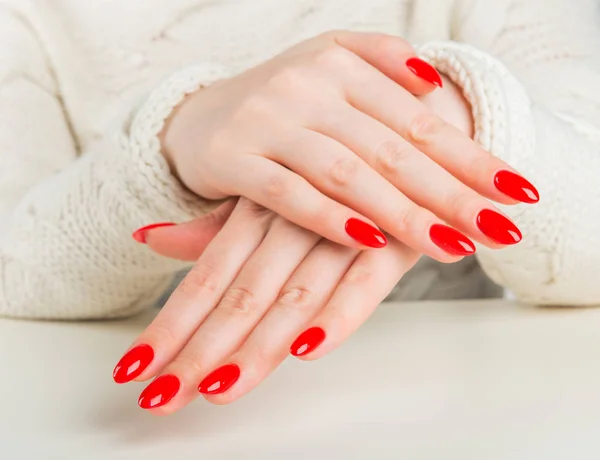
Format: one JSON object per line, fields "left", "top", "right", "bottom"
{"left": 0, "top": 8, "right": 230, "bottom": 319}
{"left": 416, "top": 0, "right": 600, "bottom": 305}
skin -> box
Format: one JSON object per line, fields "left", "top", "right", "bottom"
{"left": 127, "top": 67, "right": 480, "bottom": 414}
{"left": 160, "top": 30, "right": 520, "bottom": 265}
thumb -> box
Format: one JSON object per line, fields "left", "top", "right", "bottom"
{"left": 145, "top": 198, "right": 237, "bottom": 261}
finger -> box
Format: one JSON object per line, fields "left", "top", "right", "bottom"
{"left": 296, "top": 239, "right": 420, "bottom": 361}
{"left": 229, "top": 155, "right": 388, "bottom": 250}
{"left": 145, "top": 199, "right": 237, "bottom": 261}
{"left": 143, "top": 218, "right": 320, "bottom": 414}
{"left": 202, "top": 240, "right": 358, "bottom": 405}
{"left": 271, "top": 128, "right": 475, "bottom": 262}
{"left": 327, "top": 47, "right": 538, "bottom": 206}
{"left": 312, "top": 106, "right": 519, "bottom": 248}
{"left": 319, "top": 31, "right": 442, "bottom": 95}
{"left": 113, "top": 198, "right": 272, "bottom": 385}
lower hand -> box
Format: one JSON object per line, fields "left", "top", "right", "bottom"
{"left": 115, "top": 198, "right": 421, "bottom": 413}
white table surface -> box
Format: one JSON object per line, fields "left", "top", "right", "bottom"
{"left": 2, "top": 299, "right": 600, "bottom": 460}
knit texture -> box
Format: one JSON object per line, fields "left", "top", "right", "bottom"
{"left": 1, "top": 0, "right": 599, "bottom": 318}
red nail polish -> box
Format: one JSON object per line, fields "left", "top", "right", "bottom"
{"left": 290, "top": 327, "right": 326, "bottom": 357}
{"left": 406, "top": 57, "right": 443, "bottom": 87}
{"left": 429, "top": 224, "right": 476, "bottom": 256}
{"left": 345, "top": 218, "right": 387, "bottom": 248}
{"left": 477, "top": 209, "right": 522, "bottom": 245}
{"left": 198, "top": 364, "right": 240, "bottom": 395}
{"left": 138, "top": 374, "right": 180, "bottom": 409}
{"left": 494, "top": 170, "right": 539, "bottom": 204}
{"left": 132, "top": 222, "right": 176, "bottom": 244}
{"left": 113, "top": 344, "right": 154, "bottom": 384}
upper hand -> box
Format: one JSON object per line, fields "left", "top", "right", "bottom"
{"left": 161, "top": 30, "right": 539, "bottom": 264}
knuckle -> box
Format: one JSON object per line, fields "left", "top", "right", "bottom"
{"left": 270, "top": 216, "right": 309, "bottom": 238}
{"left": 328, "top": 156, "right": 360, "bottom": 187}
{"left": 442, "top": 189, "right": 478, "bottom": 215}
{"left": 276, "top": 286, "right": 315, "bottom": 312}
{"left": 466, "top": 154, "right": 493, "bottom": 178}
{"left": 314, "top": 45, "right": 355, "bottom": 70}
{"left": 370, "top": 33, "right": 396, "bottom": 54}
{"left": 219, "top": 287, "right": 256, "bottom": 314}
{"left": 250, "top": 344, "right": 272, "bottom": 367}
{"left": 309, "top": 201, "right": 335, "bottom": 228}
{"left": 178, "top": 264, "right": 219, "bottom": 297}
{"left": 317, "top": 30, "right": 343, "bottom": 42}
{"left": 264, "top": 174, "right": 289, "bottom": 200}
{"left": 237, "top": 197, "right": 270, "bottom": 218}
{"left": 146, "top": 321, "right": 179, "bottom": 349}
{"left": 172, "top": 353, "right": 206, "bottom": 377}
{"left": 268, "top": 66, "right": 311, "bottom": 93}
{"left": 394, "top": 205, "right": 420, "bottom": 234}
{"left": 238, "top": 94, "right": 273, "bottom": 119}
{"left": 374, "top": 140, "right": 412, "bottom": 174}
{"left": 342, "top": 266, "right": 375, "bottom": 286}
{"left": 206, "top": 128, "right": 232, "bottom": 153}
{"left": 407, "top": 112, "right": 447, "bottom": 144}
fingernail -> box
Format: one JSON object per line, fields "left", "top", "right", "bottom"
{"left": 138, "top": 374, "right": 181, "bottom": 409}
{"left": 113, "top": 344, "right": 155, "bottom": 384}
{"left": 406, "top": 57, "right": 443, "bottom": 87}
{"left": 132, "top": 222, "right": 176, "bottom": 244}
{"left": 494, "top": 170, "right": 539, "bottom": 204}
{"left": 429, "top": 224, "right": 476, "bottom": 256}
{"left": 345, "top": 218, "right": 387, "bottom": 248}
{"left": 290, "top": 327, "right": 326, "bottom": 357}
{"left": 198, "top": 364, "right": 240, "bottom": 395}
{"left": 477, "top": 209, "right": 522, "bottom": 245}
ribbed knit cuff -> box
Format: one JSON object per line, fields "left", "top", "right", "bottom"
{"left": 124, "top": 63, "right": 232, "bottom": 222}
{"left": 416, "top": 41, "right": 536, "bottom": 168}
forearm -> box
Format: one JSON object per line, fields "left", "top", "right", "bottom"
{"left": 476, "top": 109, "right": 600, "bottom": 305}
{"left": 418, "top": 40, "right": 600, "bottom": 305}
{"left": 0, "top": 66, "right": 227, "bottom": 319}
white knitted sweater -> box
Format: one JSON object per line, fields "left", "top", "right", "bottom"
{"left": 1, "top": 0, "right": 600, "bottom": 319}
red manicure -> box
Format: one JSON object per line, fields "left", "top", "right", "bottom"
{"left": 290, "top": 327, "right": 326, "bottom": 357}
{"left": 138, "top": 374, "right": 181, "bottom": 409}
{"left": 477, "top": 209, "right": 522, "bottom": 245}
{"left": 406, "top": 57, "right": 443, "bottom": 87}
{"left": 345, "top": 218, "right": 387, "bottom": 248}
{"left": 113, "top": 344, "right": 155, "bottom": 384}
{"left": 429, "top": 224, "right": 476, "bottom": 256}
{"left": 494, "top": 170, "right": 539, "bottom": 204}
{"left": 198, "top": 364, "right": 241, "bottom": 395}
{"left": 132, "top": 222, "right": 176, "bottom": 244}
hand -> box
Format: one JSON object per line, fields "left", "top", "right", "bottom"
{"left": 114, "top": 198, "right": 421, "bottom": 413}
{"left": 161, "top": 30, "right": 539, "bottom": 264}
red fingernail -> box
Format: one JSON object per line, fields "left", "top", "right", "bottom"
{"left": 198, "top": 364, "right": 240, "bottom": 395}
{"left": 406, "top": 57, "right": 443, "bottom": 87}
{"left": 113, "top": 344, "right": 154, "bottom": 384}
{"left": 477, "top": 209, "right": 522, "bottom": 245}
{"left": 494, "top": 170, "right": 539, "bottom": 204}
{"left": 429, "top": 224, "right": 476, "bottom": 256}
{"left": 290, "top": 327, "right": 326, "bottom": 357}
{"left": 345, "top": 218, "right": 387, "bottom": 248}
{"left": 138, "top": 374, "right": 180, "bottom": 409}
{"left": 132, "top": 222, "right": 176, "bottom": 244}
